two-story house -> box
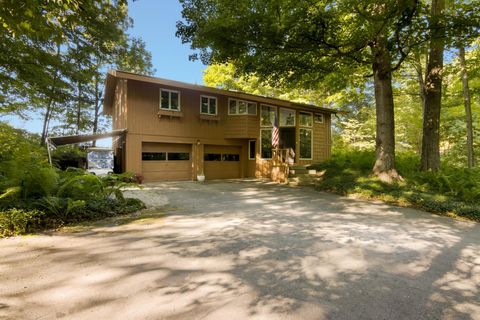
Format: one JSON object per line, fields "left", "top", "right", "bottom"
{"left": 103, "top": 70, "right": 337, "bottom": 182}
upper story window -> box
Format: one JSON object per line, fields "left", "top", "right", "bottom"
{"left": 160, "top": 89, "right": 180, "bottom": 111}
{"left": 228, "top": 99, "right": 257, "bottom": 115}
{"left": 260, "top": 104, "right": 277, "bottom": 127}
{"left": 299, "top": 112, "right": 313, "bottom": 127}
{"left": 314, "top": 113, "right": 324, "bottom": 124}
{"left": 200, "top": 95, "right": 217, "bottom": 115}
{"left": 279, "top": 108, "right": 296, "bottom": 127}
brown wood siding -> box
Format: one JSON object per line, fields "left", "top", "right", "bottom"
{"left": 112, "top": 79, "right": 127, "bottom": 130}
{"left": 141, "top": 142, "right": 192, "bottom": 181}
{"left": 312, "top": 113, "right": 331, "bottom": 162}
{"left": 116, "top": 78, "right": 333, "bottom": 181}
{"left": 128, "top": 81, "right": 228, "bottom": 139}
{"left": 224, "top": 115, "right": 259, "bottom": 138}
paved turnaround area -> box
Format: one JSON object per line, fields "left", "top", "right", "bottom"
{"left": 1, "top": 180, "right": 479, "bottom": 320}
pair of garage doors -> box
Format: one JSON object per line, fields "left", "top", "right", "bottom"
{"left": 141, "top": 142, "right": 241, "bottom": 181}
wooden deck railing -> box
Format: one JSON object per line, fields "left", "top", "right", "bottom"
{"left": 273, "top": 148, "right": 295, "bottom": 166}
{"left": 272, "top": 148, "right": 295, "bottom": 183}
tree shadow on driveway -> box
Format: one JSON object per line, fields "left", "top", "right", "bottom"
{"left": 0, "top": 180, "right": 479, "bottom": 319}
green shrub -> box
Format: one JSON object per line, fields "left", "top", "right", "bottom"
{"left": 396, "top": 152, "right": 421, "bottom": 178}
{"left": 311, "top": 149, "right": 374, "bottom": 173}
{"left": 21, "top": 166, "right": 59, "bottom": 199}
{"left": 121, "top": 198, "right": 147, "bottom": 214}
{"left": 51, "top": 146, "right": 86, "bottom": 170}
{"left": 311, "top": 148, "right": 480, "bottom": 221}
{"left": 0, "top": 123, "right": 147, "bottom": 237}
{"left": 56, "top": 173, "right": 105, "bottom": 200}
{"left": 0, "top": 208, "right": 45, "bottom": 236}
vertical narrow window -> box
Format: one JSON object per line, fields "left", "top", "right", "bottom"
{"left": 229, "top": 99, "right": 237, "bottom": 114}
{"left": 238, "top": 101, "right": 247, "bottom": 114}
{"left": 170, "top": 92, "right": 179, "bottom": 110}
{"left": 160, "top": 89, "right": 181, "bottom": 111}
{"left": 314, "top": 113, "right": 324, "bottom": 123}
{"left": 248, "top": 140, "right": 256, "bottom": 160}
{"left": 201, "top": 97, "right": 209, "bottom": 114}
{"left": 279, "top": 108, "right": 296, "bottom": 126}
{"left": 299, "top": 112, "right": 313, "bottom": 127}
{"left": 261, "top": 129, "right": 273, "bottom": 159}
{"left": 209, "top": 98, "right": 216, "bottom": 114}
{"left": 260, "top": 105, "right": 276, "bottom": 127}
{"left": 299, "top": 128, "right": 312, "bottom": 159}
{"left": 200, "top": 96, "right": 217, "bottom": 115}
{"left": 161, "top": 90, "right": 169, "bottom": 109}
{"left": 247, "top": 102, "right": 257, "bottom": 115}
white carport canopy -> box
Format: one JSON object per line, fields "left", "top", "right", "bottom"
{"left": 46, "top": 129, "right": 126, "bottom": 147}
{"left": 45, "top": 129, "right": 126, "bottom": 164}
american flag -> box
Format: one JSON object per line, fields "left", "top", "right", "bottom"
{"left": 272, "top": 112, "right": 279, "bottom": 148}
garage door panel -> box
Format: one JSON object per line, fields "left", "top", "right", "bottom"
{"left": 142, "top": 143, "right": 192, "bottom": 181}
{"left": 143, "top": 142, "right": 190, "bottom": 153}
{"left": 204, "top": 145, "right": 241, "bottom": 180}
{"left": 142, "top": 161, "right": 191, "bottom": 172}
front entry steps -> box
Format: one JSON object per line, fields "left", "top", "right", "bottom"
{"left": 289, "top": 165, "right": 317, "bottom": 176}
{"left": 288, "top": 165, "right": 324, "bottom": 186}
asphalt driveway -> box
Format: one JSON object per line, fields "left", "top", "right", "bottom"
{"left": 0, "top": 180, "right": 479, "bottom": 319}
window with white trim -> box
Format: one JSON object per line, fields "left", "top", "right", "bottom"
{"left": 299, "top": 112, "right": 313, "bottom": 127}
{"left": 260, "top": 129, "right": 273, "bottom": 159}
{"left": 314, "top": 113, "right": 324, "bottom": 123}
{"left": 200, "top": 96, "right": 217, "bottom": 115}
{"left": 228, "top": 99, "right": 257, "bottom": 115}
{"left": 279, "top": 108, "right": 296, "bottom": 126}
{"left": 260, "top": 104, "right": 277, "bottom": 127}
{"left": 299, "top": 128, "right": 312, "bottom": 159}
{"left": 160, "top": 89, "right": 180, "bottom": 111}
{"left": 248, "top": 140, "right": 256, "bottom": 160}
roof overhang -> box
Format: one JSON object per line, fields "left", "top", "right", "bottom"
{"left": 47, "top": 129, "right": 127, "bottom": 147}
{"left": 103, "top": 70, "right": 119, "bottom": 116}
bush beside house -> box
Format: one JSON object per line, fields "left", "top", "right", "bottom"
{"left": 310, "top": 149, "right": 480, "bottom": 221}
{"left": 0, "top": 122, "right": 145, "bottom": 237}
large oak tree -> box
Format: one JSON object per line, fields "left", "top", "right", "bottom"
{"left": 177, "top": 0, "right": 423, "bottom": 181}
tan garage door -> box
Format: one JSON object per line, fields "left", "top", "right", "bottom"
{"left": 204, "top": 145, "right": 241, "bottom": 180}
{"left": 142, "top": 142, "right": 192, "bottom": 181}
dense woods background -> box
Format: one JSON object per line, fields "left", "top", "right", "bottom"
{"left": 178, "top": 0, "right": 479, "bottom": 175}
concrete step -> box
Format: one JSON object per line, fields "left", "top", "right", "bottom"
{"left": 288, "top": 174, "right": 322, "bottom": 186}
{"left": 289, "top": 167, "right": 317, "bottom": 175}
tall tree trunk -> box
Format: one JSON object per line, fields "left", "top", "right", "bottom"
{"left": 371, "top": 38, "right": 400, "bottom": 182}
{"left": 40, "top": 44, "right": 61, "bottom": 146}
{"left": 40, "top": 100, "right": 53, "bottom": 145}
{"left": 413, "top": 53, "right": 427, "bottom": 155}
{"left": 413, "top": 54, "right": 426, "bottom": 114}
{"left": 458, "top": 46, "right": 475, "bottom": 168}
{"left": 421, "top": 0, "right": 445, "bottom": 171}
{"left": 92, "top": 72, "right": 101, "bottom": 147}
{"left": 76, "top": 82, "right": 82, "bottom": 135}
